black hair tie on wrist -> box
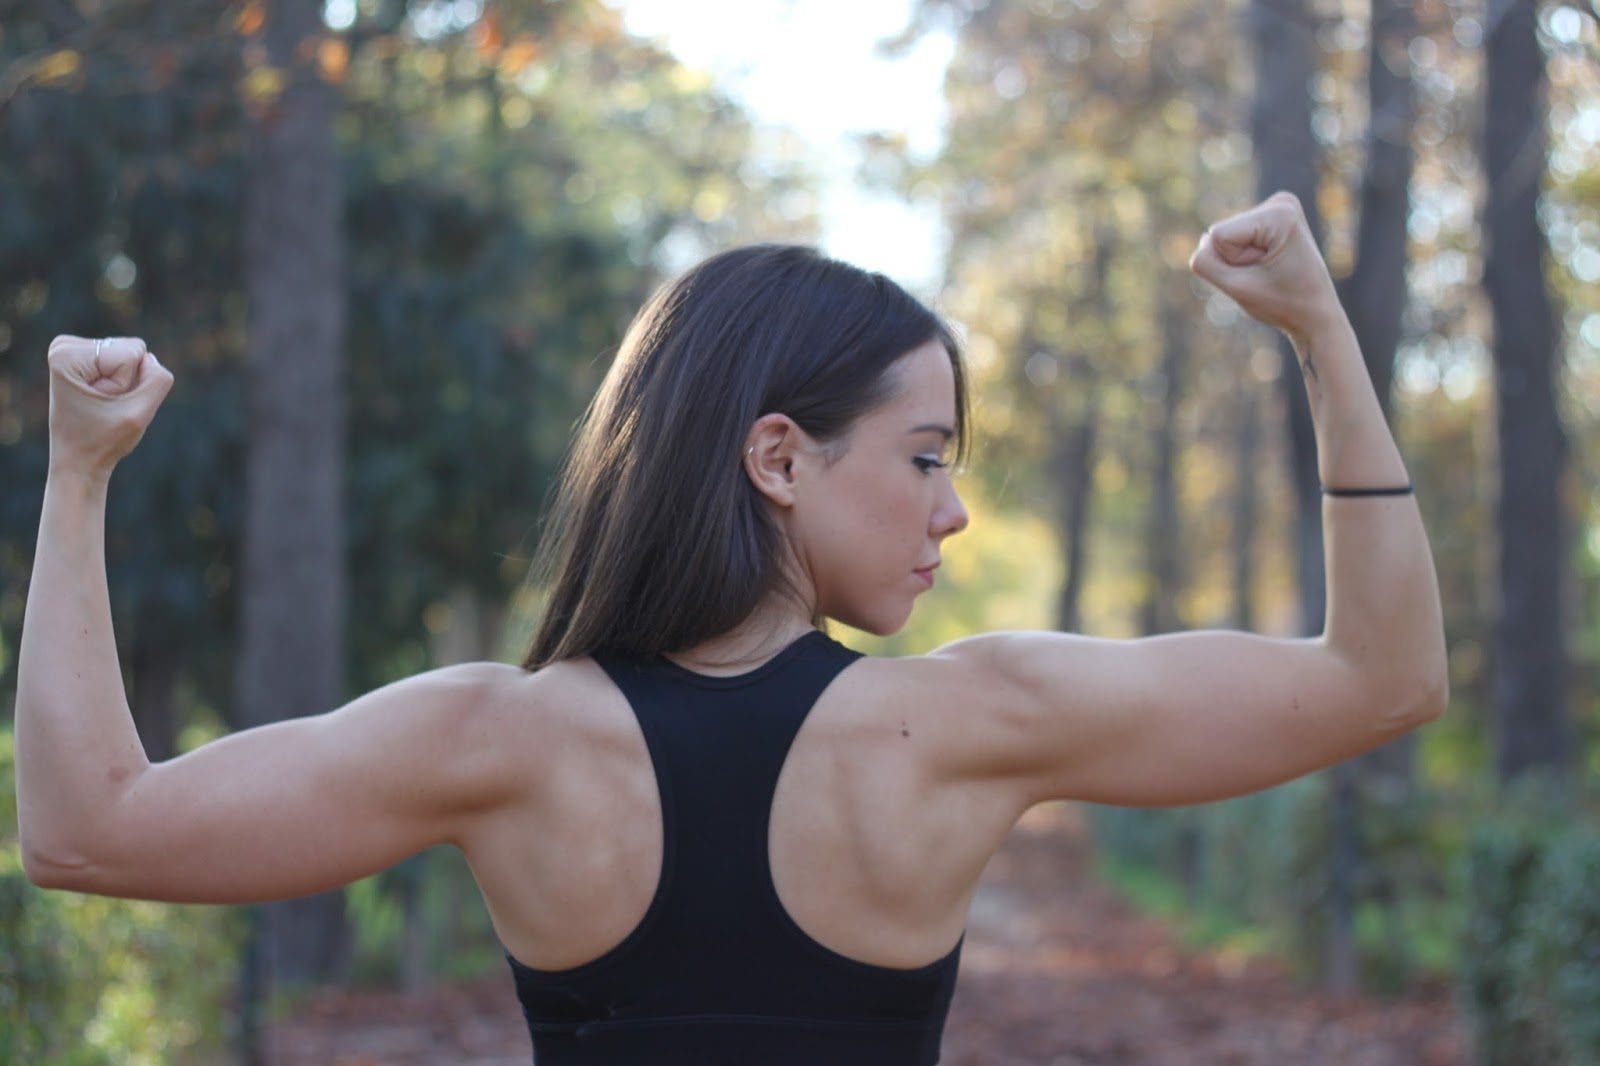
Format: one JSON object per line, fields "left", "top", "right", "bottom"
{"left": 1321, "top": 483, "right": 1414, "bottom": 496}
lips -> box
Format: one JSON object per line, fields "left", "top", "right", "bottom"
{"left": 913, "top": 564, "right": 937, "bottom": 588}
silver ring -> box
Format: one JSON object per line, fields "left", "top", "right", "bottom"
{"left": 94, "top": 338, "right": 105, "bottom": 359}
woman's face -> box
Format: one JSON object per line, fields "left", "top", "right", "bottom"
{"left": 754, "top": 337, "right": 970, "bottom": 635}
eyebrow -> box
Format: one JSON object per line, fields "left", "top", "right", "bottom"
{"left": 908, "top": 423, "right": 955, "bottom": 440}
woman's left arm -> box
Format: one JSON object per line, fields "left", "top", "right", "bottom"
{"left": 16, "top": 337, "right": 527, "bottom": 901}
{"left": 18, "top": 455, "right": 529, "bottom": 902}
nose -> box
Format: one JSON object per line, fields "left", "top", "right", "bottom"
{"left": 933, "top": 480, "right": 969, "bottom": 538}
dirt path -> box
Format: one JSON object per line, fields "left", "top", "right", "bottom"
{"left": 267, "top": 803, "right": 1467, "bottom": 1064}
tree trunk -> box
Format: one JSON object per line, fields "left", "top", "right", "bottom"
{"left": 129, "top": 605, "right": 181, "bottom": 763}
{"left": 1228, "top": 384, "right": 1262, "bottom": 632}
{"left": 1052, "top": 391, "right": 1099, "bottom": 634}
{"left": 1248, "top": 0, "right": 1356, "bottom": 994}
{"left": 1052, "top": 225, "right": 1114, "bottom": 633}
{"left": 1138, "top": 275, "right": 1188, "bottom": 637}
{"left": 1483, "top": 0, "right": 1572, "bottom": 786}
{"left": 234, "top": 0, "right": 349, "bottom": 1058}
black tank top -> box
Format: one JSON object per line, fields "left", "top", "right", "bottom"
{"left": 503, "top": 627, "right": 966, "bottom": 1065}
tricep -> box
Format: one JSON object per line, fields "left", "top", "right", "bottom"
{"left": 926, "top": 629, "right": 1447, "bottom": 810}
{"left": 26, "top": 661, "right": 528, "bottom": 903}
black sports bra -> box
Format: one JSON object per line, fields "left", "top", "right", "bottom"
{"left": 504, "top": 628, "right": 965, "bottom": 1065}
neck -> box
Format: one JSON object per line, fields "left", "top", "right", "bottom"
{"left": 663, "top": 602, "right": 818, "bottom": 674}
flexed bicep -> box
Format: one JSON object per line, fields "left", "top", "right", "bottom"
{"left": 923, "top": 629, "right": 1444, "bottom": 810}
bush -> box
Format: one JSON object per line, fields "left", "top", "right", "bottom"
{"left": 1459, "top": 773, "right": 1600, "bottom": 1066}
{"left": 0, "top": 726, "right": 245, "bottom": 1063}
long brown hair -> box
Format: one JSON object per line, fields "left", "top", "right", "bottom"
{"left": 518, "top": 243, "right": 971, "bottom": 671}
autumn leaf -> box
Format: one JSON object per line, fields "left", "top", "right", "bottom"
{"left": 318, "top": 38, "right": 349, "bottom": 85}
{"left": 472, "top": 9, "right": 503, "bottom": 57}
{"left": 236, "top": 2, "right": 264, "bottom": 37}
{"left": 499, "top": 35, "right": 541, "bottom": 76}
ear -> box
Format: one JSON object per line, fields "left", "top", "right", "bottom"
{"left": 743, "top": 414, "right": 813, "bottom": 508}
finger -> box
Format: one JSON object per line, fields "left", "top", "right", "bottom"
{"left": 1205, "top": 214, "right": 1273, "bottom": 266}
{"left": 1220, "top": 200, "right": 1302, "bottom": 263}
{"left": 1189, "top": 235, "right": 1275, "bottom": 314}
{"left": 1188, "top": 232, "right": 1249, "bottom": 289}
{"left": 99, "top": 337, "right": 149, "bottom": 367}
{"left": 93, "top": 338, "right": 153, "bottom": 392}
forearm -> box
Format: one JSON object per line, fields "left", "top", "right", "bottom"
{"left": 15, "top": 467, "right": 150, "bottom": 865}
{"left": 1290, "top": 311, "right": 1449, "bottom": 706}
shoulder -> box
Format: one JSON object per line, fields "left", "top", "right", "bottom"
{"left": 473, "top": 654, "right": 632, "bottom": 771}
{"left": 412, "top": 660, "right": 571, "bottom": 813}
{"left": 829, "top": 640, "right": 1033, "bottom": 784}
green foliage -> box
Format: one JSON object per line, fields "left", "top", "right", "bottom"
{"left": 1090, "top": 764, "right": 1600, "bottom": 1066}
{"left": 1461, "top": 774, "right": 1600, "bottom": 1066}
{"left": 1091, "top": 850, "right": 1284, "bottom": 962}
{"left": 0, "top": 726, "right": 244, "bottom": 1062}
{"left": 341, "top": 845, "right": 505, "bottom": 989}
{"left": 1087, "top": 772, "right": 1471, "bottom": 991}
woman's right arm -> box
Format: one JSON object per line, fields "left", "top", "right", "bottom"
{"left": 921, "top": 193, "right": 1448, "bottom": 810}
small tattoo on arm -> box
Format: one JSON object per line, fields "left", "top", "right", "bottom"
{"left": 1297, "top": 343, "right": 1323, "bottom": 405}
{"left": 1300, "top": 350, "right": 1319, "bottom": 385}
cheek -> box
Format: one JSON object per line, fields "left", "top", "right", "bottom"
{"left": 832, "top": 481, "right": 924, "bottom": 565}
{"left": 802, "top": 465, "right": 926, "bottom": 574}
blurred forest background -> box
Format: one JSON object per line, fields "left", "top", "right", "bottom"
{"left": 0, "top": 0, "right": 1596, "bottom": 1062}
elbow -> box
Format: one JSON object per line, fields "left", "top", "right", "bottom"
{"left": 1402, "top": 672, "right": 1450, "bottom": 727}
{"left": 1368, "top": 671, "right": 1448, "bottom": 734}
{"left": 19, "top": 822, "right": 100, "bottom": 891}
{"left": 21, "top": 845, "right": 96, "bottom": 891}
{"left": 1420, "top": 673, "right": 1450, "bottom": 721}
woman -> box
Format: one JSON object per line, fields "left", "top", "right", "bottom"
{"left": 16, "top": 191, "right": 1447, "bottom": 1065}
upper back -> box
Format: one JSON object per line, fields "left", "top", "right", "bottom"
{"left": 458, "top": 628, "right": 1027, "bottom": 1062}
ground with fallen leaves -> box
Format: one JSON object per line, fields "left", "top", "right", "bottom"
{"left": 267, "top": 803, "right": 1468, "bottom": 1064}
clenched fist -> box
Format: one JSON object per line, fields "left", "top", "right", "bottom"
{"left": 1187, "top": 191, "right": 1343, "bottom": 343}
{"left": 47, "top": 335, "right": 174, "bottom": 478}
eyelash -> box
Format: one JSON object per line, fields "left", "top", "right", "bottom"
{"left": 913, "top": 457, "right": 950, "bottom": 475}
